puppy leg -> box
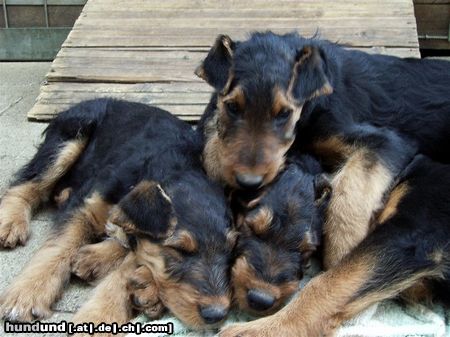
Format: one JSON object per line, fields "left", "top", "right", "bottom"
{"left": 0, "top": 192, "right": 110, "bottom": 321}
{"left": 220, "top": 223, "right": 445, "bottom": 337}
{"left": 322, "top": 127, "right": 416, "bottom": 268}
{"left": 72, "top": 239, "right": 128, "bottom": 282}
{"left": 0, "top": 138, "right": 86, "bottom": 248}
{"left": 128, "top": 265, "right": 165, "bottom": 319}
{"left": 72, "top": 252, "right": 137, "bottom": 336}
{"left": 324, "top": 148, "right": 392, "bottom": 268}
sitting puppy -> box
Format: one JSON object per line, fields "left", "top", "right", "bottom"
{"left": 231, "top": 155, "right": 330, "bottom": 315}
{"left": 0, "top": 99, "right": 235, "bottom": 328}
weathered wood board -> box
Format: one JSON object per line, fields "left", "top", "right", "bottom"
{"left": 28, "top": 0, "right": 420, "bottom": 122}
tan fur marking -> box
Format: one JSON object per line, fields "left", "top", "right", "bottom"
{"left": 309, "top": 82, "right": 333, "bottom": 100}
{"left": 0, "top": 139, "right": 86, "bottom": 248}
{"left": 0, "top": 183, "right": 39, "bottom": 247}
{"left": 105, "top": 221, "right": 129, "bottom": 248}
{"left": 72, "top": 252, "right": 137, "bottom": 335}
{"left": 272, "top": 87, "right": 294, "bottom": 117}
{"left": 0, "top": 191, "right": 110, "bottom": 321}
{"left": 72, "top": 239, "right": 128, "bottom": 282}
{"left": 221, "top": 256, "right": 372, "bottom": 337}
{"left": 40, "top": 139, "right": 87, "bottom": 190}
{"left": 80, "top": 191, "right": 112, "bottom": 235}
{"left": 164, "top": 229, "right": 198, "bottom": 253}
{"left": 135, "top": 240, "right": 231, "bottom": 328}
{"left": 221, "top": 68, "right": 235, "bottom": 95}
{"left": 203, "top": 130, "right": 226, "bottom": 184}
{"left": 377, "top": 183, "right": 409, "bottom": 224}
{"left": 245, "top": 206, "right": 273, "bottom": 235}
{"left": 222, "top": 86, "right": 246, "bottom": 110}
{"left": 312, "top": 136, "right": 353, "bottom": 168}
{"left": 299, "top": 231, "right": 318, "bottom": 262}
{"left": 221, "top": 35, "right": 234, "bottom": 57}
{"left": 222, "top": 250, "right": 444, "bottom": 337}
{"left": 203, "top": 127, "right": 292, "bottom": 188}
{"left": 327, "top": 269, "right": 443, "bottom": 336}
{"left": 287, "top": 47, "right": 313, "bottom": 100}
{"left": 273, "top": 86, "right": 303, "bottom": 140}
{"left": 54, "top": 187, "right": 72, "bottom": 207}
{"left": 324, "top": 149, "right": 393, "bottom": 269}
{"left": 232, "top": 256, "right": 299, "bottom": 315}
{"left": 401, "top": 279, "right": 434, "bottom": 304}
{"left": 194, "top": 64, "right": 207, "bottom": 81}
{"left": 108, "top": 205, "right": 137, "bottom": 234}
{"left": 287, "top": 46, "right": 333, "bottom": 104}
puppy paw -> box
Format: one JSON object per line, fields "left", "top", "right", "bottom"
{"left": 128, "top": 266, "right": 164, "bottom": 319}
{"left": 72, "top": 241, "right": 123, "bottom": 282}
{"left": 0, "top": 200, "right": 30, "bottom": 248}
{"left": 0, "top": 287, "right": 52, "bottom": 321}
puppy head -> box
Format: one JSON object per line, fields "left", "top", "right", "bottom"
{"left": 197, "top": 32, "right": 333, "bottom": 188}
{"left": 230, "top": 156, "right": 330, "bottom": 315}
{"left": 108, "top": 178, "right": 235, "bottom": 328}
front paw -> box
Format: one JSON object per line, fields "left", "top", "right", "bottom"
{"left": 0, "top": 204, "right": 29, "bottom": 248}
{"left": 72, "top": 243, "right": 114, "bottom": 282}
{"left": 128, "top": 266, "right": 164, "bottom": 319}
{"left": 0, "top": 287, "right": 52, "bottom": 321}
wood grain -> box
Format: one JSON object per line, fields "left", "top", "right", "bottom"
{"left": 27, "top": 0, "right": 420, "bottom": 121}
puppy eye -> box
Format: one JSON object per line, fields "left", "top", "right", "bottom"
{"left": 276, "top": 108, "right": 292, "bottom": 123}
{"left": 225, "top": 101, "right": 239, "bottom": 119}
{"left": 274, "top": 271, "right": 295, "bottom": 284}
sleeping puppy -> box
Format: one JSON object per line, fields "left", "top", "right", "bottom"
{"left": 230, "top": 155, "right": 330, "bottom": 315}
{"left": 0, "top": 99, "right": 235, "bottom": 329}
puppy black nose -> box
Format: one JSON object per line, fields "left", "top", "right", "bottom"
{"left": 199, "top": 305, "right": 228, "bottom": 324}
{"left": 236, "top": 174, "right": 263, "bottom": 189}
{"left": 247, "top": 289, "right": 275, "bottom": 311}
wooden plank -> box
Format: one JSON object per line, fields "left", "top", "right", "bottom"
{"left": 64, "top": 29, "right": 418, "bottom": 48}
{"left": 28, "top": 103, "right": 204, "bottom": 121}
{"left": 83, "top": 0, "right": 414, "bottom": 10}
{"left": 414, "top": 0, "right": 450, "bottom": 4}
{"left": 46, "top": 46, "right": 419, "bottom": 83}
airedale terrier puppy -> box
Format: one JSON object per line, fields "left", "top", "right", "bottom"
{"left": 0, "top": 99, "right": 235, "bottom": 328}
{"left": 230, "top": 155, "right": 330, "bottom": 315}
{"left": 221, "top": 154, "right": 450, "bottom": 337}
{"left": 194, "top": 31, "right": 450, "bottom": 336}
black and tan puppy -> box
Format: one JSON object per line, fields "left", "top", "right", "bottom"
{"left": 196, "top": 31, "right": 449, "bottom": 268}
{"left": 221, "top": 154, "right": 450, "bottom": 337}
{"left": 194, "top": 31, "right": 450, "bottom": 337}
{"left": 0, "top": 99, "right": 235, "bottom": 328}
{"left": 231, "top": 155, "right": 330, "bottom": 316}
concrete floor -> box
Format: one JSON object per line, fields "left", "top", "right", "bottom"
{"left": 0, "top": 63, "right": 91, "bottom": 336}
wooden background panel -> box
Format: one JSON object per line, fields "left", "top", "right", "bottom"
{"left": 28, "top": 0, "right": 420, "bottom": 121}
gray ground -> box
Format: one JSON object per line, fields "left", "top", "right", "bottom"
{"left": 0, "top": 63, "right": 91, "bottom": 336}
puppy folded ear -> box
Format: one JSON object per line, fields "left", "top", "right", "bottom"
{"left": 163, "top": 229, "right": 198, "bottom": 254}
{"left": 195, "top": 34, "right": 235, "bottom": 91}
{"left": 109, "top": 180, "right": 177, "bottom": 241}
{"left": 313, "top": 173, "right": 332, "bottom": 207}
{"left": 299, "top": 230, "right": 320, "bottom": 264}
{"left": 289, "top": 46, "right": 333, "bottom": 102}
